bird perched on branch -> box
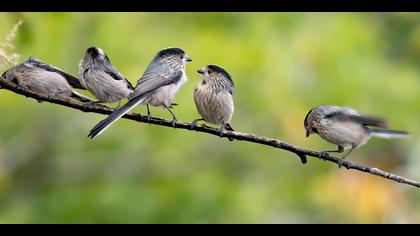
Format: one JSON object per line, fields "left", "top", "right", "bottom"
{"left": 79, "top": 47, "right": 134, "bottom": 106}
{"left": 88, "top": 47, "right": 192, "bottom": 139}
{"left": 304, "top": 105, "right": 409, "bottom": 167}
{"left": 1, "top": 57, "right": 92, "bottom": 102}
{"left": 192, "top": 64, "right": 235, "bottom": 141}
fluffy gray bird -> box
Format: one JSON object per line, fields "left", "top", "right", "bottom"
{"left": 88, "top": 47, "right": 192, "bottom": 138}
{"left": 304, "top": 105, "right": 409, "bottom": 166}
{"left": 192, "top": 65, "right": 235, "bottom": 141}
{"left": 79, "top": 47, "right": 134, "bottom": 105}
{"left": 1, "top": 57, "right": 92, "bottom": 102}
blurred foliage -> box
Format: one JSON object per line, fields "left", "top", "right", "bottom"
{"left": 0, "top": 20, "right": 21, "bottom": 69}
{"left": 0, "top": 12, "right": 419, "bottom": 223}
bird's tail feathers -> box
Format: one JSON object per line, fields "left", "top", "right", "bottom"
{"left": 369, "top": 128, "right": 409, "bottom": 139}
{"left": 71, "top": 91, "right": 95, "bottom": 103}
{"left": 88, "top": 95, "right": 146, "bottom": 139}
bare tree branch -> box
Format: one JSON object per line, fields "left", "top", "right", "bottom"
{"left": 1, "top": 76, "right": 419, "bottom": 188}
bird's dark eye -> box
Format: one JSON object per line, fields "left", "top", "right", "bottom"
{"left": 208, "top": 70, "right": 212, "bottom": 74}
{"left": 180, "top": 55, "right": 184, "bottom": 59}
{"left": 312, "top": 128, "right": 318, "bottom": 133}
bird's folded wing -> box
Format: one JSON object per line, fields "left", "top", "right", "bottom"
{"left": 130, "top": 60, "right": 182, "bottom": 98}
{"left": 27, "top": 57, "right": 86, "bottom": 90}
{"left": 104, "top": 67, "right": 134, "bottom": 90}
{"left": 326, "top": 111, "right": 389, "bottom": 128}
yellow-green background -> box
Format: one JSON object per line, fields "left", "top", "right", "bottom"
{"left": 0, "top": 13, "right": 419, "bottom": 223}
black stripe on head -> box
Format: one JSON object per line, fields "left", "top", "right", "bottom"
{"left": 157, "top": 47, "right": 185, "bottom": 57}
{"left": 207, "top": 64, "right": 233, "bottom": 85}
{"left": 87, "top": 47, "right": 101, "bottom": 58}
{"left": 304, "top": 108, "right": 313, "bottom": 128}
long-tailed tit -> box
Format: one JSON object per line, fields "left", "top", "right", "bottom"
{"left": 304, "top": 105, "right": 409, "bottom": 167}
{"left": 192, "top": 64, "right": 235, "bottom": 141}
{"left": 2, "top": 57, "right": 92, "bottom": 102}
{"left": 88, "top": 47, "right": 191, "bottom": 139}
{"left": 79, "top": 47, "right": 134, "bottom": 105}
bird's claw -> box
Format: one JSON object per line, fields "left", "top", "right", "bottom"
{"left": 190, "top": 119, "right": 204, "bottom": 130}
{"left": 319, "top": 150, "right": 328, "bottom": 161}
{"left": 190, "top": 121, "right": 197, "bottom": 130}
{"left": 171, "top": 118, "right": 177, "bottom": 128}
{"left": 219, "top": 128, "right": 224, "bottom": 138}
{"left": 83, "top": 101, "right": 96, "bottom": 110}
{"left": 169, "top": 103, "right": 178, "bottom": 108}
{"left": 337, "top": 159, "right": 344, "bottom": 169}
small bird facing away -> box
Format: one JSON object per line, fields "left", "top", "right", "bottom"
{"left": 79, "top": 47, "right": 134, "bottom": 106}
{"left": 1, "top": 57, "right": 93, "bottom": 102}
{"left": 304, "top": 105, "right": 409, "bottom": 167}
{"left": 88, "top": 47, "right": 192, "bottom": 139}
{"left": 192, "top": 64, "right": 235, "bottom": 141}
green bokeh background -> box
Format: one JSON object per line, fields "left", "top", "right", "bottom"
{"left": 0, "top": 12, "right": 419, "bottom": 223}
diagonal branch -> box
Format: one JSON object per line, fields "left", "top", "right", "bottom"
{"left": 1, "top": 76, "right": 419, "bottom": 188}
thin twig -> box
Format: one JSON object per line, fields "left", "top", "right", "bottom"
{"left": 1, "top": 76, "right": 419, "bottom": 188}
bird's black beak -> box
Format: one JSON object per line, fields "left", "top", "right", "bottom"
{"left": 197, "top": 69, "right": 205, "bottom": 74}
{"left": 306, "top": 130, "right": 310, "bottom": 137}
{"left": 186, "top": 57, "right": 192, "bottom": 62}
